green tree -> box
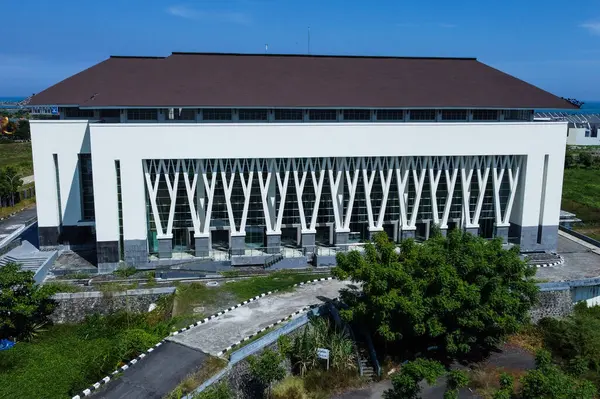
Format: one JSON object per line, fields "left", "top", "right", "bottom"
{"left": 332, "top": 230, "right": 538, "bottom": 359}
{"left": 0, "top": 166, "right": 23, "bottom": 207}
{"left": 384, "top": 359, "right": 445, "bottom": 399}
{"left": 444, "top": 370, "right": 469, "bottom": 399}
{"left": 248, "top": 349, "right": 286, "bottom": 398}
{"left": 0, "top": 263, "right": 57, "bottom": 341}
{"left": 564, "top": 149, "right": 576, "bottom": 169}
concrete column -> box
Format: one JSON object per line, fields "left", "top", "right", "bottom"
{"left": 230, "top": 232, "right": 246, "bottom": 255}
{"left": 424, "top": 221, "right": 431, "bottom": 240}
{"left": 120, "top": 158, "right": 149, "bottom": 266}
{"left": 494, "top": 224, "right": 509, "bottom": 244}
{"left": 334, "top": 229, "right": 350, "bottom": 248}
{"left": 400, "top": 227, "right": 416, "bottom": 241}
{"left": 194, "top": 233, "right": 211, "bottom": 257}
{"left": 440, "top": 228, "right": 448, "bottom": 237}
{"left": 464, "top": 226, "right": 479, "bottom": 236}
{"left": 264, "top": 232, "right": 281, "bottom": 254}
{"left": 368, "top": 227, "right": 384, "bottom": 241}
{"left": 301, "top": 231, "right": 316, "bottom": 253}
{"left": 158, "top": 238, "right": 172, "bottom": 259}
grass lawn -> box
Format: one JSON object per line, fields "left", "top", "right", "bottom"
{"left": 0, "top": 309, "right": 173, "bottom": 399}
{"left": 172, "top": 271, "right": 329, "bottom": 328}
{"left": 0, "top": 197, "right": 35, "bottom": 219}
{"left": 561, "top": 168, "right": 600, "bottom": 240}
{"left": 0, "top": 142, "right": 33, "bottom": 176}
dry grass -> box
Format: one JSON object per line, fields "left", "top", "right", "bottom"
{"left": 469, "top": 365, "right": 527, "bottom": 399}
{"left": 507, "top": 326, "right": 544, "bottom": 354}
{"left": 165, "top": 356, "right": 228, "bottom": 399}
{"left": 0, "top": 198, "right": 35, "bottom": 219}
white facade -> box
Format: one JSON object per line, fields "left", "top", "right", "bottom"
{"left": 31, "top": 119, "right": 567, "bottom": 271}
{"left": 567, "top": 126, "right": 600, "bottom": 146}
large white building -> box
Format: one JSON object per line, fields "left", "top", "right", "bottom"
{"left": 29, "top": 53, "right": 575, "bottom": 272}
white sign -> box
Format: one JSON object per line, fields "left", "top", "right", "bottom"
{"left": 316, "top": 348, "right": 330, "bottom": 360}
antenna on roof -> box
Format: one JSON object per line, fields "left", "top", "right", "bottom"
{"left": 307, "top": 27, "right": 311, "bottom": 54}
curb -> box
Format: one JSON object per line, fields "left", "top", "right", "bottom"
{"left": 216, "top": 304, "right": 318, "bottom": 356}
{"left": 71, "top": 275, "right": 335, "bottom": 398}
{"left": 532, "top": 253, "right": 565, "bottom": 268}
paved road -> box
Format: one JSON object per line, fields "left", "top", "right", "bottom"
{"left": 0, "top": 205, "right": 37, "bottom": 243}
{"left": 168, "top": 279, "right": 350, "bottom": 355}
{"left": 93, "top": 342, "right": 208, "bottom": 399}
{"left": 536, "top": 233, "right": 600, "bottom": 281}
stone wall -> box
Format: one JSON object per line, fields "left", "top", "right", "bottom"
{"left": 49, "top": 287, "right": 176, "bottom": 324}
{"left": 529, "top": 288, "right": 573, "bottom": 323}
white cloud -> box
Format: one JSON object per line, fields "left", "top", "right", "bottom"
{"left": 166, "top": 5, "right": 251, "bottom": 25}
{"left": 580, "top": 22, "right": 600, "bottom": 35}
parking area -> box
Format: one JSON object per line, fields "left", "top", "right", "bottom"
{"left": 536, "top": 232, "right": 600, "bottom": 282}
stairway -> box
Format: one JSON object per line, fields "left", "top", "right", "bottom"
{"left": 0, "top": 240, "right": 58, "bottom": 282}
{"left": 263, "top": 253, "right": 284, "bottom": 268}
{"left": 357, "top": 347, "right": 375, "bottom": 379}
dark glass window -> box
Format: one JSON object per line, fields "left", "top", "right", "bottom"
{"left": 504, "top": 110, "right": 532, "bottom": 121}
{"left": 441, "top": 110, "right": 468, "bottom": 121}
{"left": 65, "top": 108, "right": 94, "bottom": 118}
{"left": 127, "top": 109, "right": 158, "bottom": 121}
{"left": 79, "top": 154, "right": 95, "bottom": 221}
{"left": 309, "top": 110, "right": 338, "bottom": 121}
{"left": 343, "top": 109, "right": 371, "bottom": 121}
{"left": 167, "top": 108, "right": 195, "bottom": 120}
{"left": 592, "top": 129, "right": 598, "bottom": 138}
{"left": 238, "top": 109, "right": 268, "bottom": 121}
{"left": 472, "top": 110, "right": 499, "bottom": 121}
{"left": 274, "top": 109, "right": 303, "bottom": 121}
{"left": 409, "top": 109, "right": 436, "bottom": 121}
{"left": 203, "top": 109, "right": 232, "bottom": 121}
{"left": 376, "top": 109, "right": 404, "bottom": 121}
{"left": 116, "top": 160, "right": 124, "bottom": 260}
{"left": 100, "top": 109, "right": 120, "bottom": 118}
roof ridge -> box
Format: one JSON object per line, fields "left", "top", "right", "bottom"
{"left": 169, "top": 52, "right": 477, "bottom": 61}
{"left": 110, "top": 55, "right": 166, "bottom": 59}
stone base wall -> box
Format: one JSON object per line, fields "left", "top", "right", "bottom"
{"left": 49, "top": 287, "right": 176, "bottom": 324}
{"left": 529, "top": 289, "right": 573, "bottom": 323}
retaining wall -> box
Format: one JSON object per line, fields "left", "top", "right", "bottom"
{"left": 49, "top": 287, "right": 176, "bottom": 324}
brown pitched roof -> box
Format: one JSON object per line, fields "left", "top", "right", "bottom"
{"left": 29, "top": 52, "right": 576, "bottom": 109}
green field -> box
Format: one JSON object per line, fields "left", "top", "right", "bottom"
{"left": 562, "top": 168, "right": 600, "bottom": 240}
{"left": 0, "top": 142, "right": 33, "bottom": 176}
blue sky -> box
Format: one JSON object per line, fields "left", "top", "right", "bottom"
{"left": 3, "top": 0, "right": 600, "bottom": 100}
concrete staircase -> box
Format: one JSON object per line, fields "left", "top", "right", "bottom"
{"left": 0, "top": 240, "right": 58, "bottom": 282}
{"left": 358, "top": 347, "right": 375, "bottom": 379}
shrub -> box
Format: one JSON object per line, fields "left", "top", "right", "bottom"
{"left": 384, "top": 359, "right": 445, "bottom": 399}
{"left": 247, "top": 349, "right": 286, "bottom": 397}
{"left": 115, "top": 329, "right": 158, "bottom": 359}
{"left": 113, "top": 265, "right": 137, "bottom": 278}
{"left": 271, "top": 376, "right": 308, "bottom": 399}
{"left": 192, "top": 382, "right": 233, "bottom": 399}
{"left": 579, "top": 151, "right": 594, "bottom": 168}
{"left": 0, "top": 262, "right": 57, "bottom": 341}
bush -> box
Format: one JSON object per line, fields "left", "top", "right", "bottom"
{"left": 113, "top": 265, "right": 137, "bottom": 278}
{"left": 0, "top": 262, "right": 57, "bottom": 341}
{"left": 115, "top": 329, "right": 157, "bottom": 360}
{"left": 271, "top": 376, "right": 308, "bottom": 399}
{"left": 248, "top": 349, "right": 286, "bottom": 397}
{"left": 384, "top": 359, "right": 445, "bottom": 399}
{"left": 192, "top": 382, "right": 233, "bottom": 399}
{"left": 565, "top": 149, "right": 576, "bottom": 169}
{"left": 579, "top": 151, "right": 594, "bottom": 168}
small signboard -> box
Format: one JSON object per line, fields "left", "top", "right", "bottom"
{"left": 316, "top": 348, "right": 330, "bottom": 359}
{"left": 51, "top": 106, "right": 59, "bottom": 115}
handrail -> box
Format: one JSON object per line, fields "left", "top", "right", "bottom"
{"left": 361, "top": 328, "right": 382, "bottom": 377}
{"left": 327, "top": 302, "right": 364, "bottom": 376}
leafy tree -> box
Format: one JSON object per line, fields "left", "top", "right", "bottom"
{"left": 444, "top": 370, "right": 469, "bottom": 399}
{"left": 14, "top": 120, "right": 30, "bottom": 141}
{"left": 248, "top": 349, "right": 286, "bottom": 397}
{"left": 0, "top": 263, "right": 57, "bottom": 341}
{"left": 332, "top": 230, "right": 538, "bottom": 359}
{"left": 384, "top": 359, "right": 445, "bottom": 399}
{"left": 578, "top": 151, "right": 593, "bottom": 169}
{"left": 0, "top": 166, "right": 23, "bottom": 206}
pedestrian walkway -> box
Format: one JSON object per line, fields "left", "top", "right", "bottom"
{"left": 168, "top": 279, "right": 349, "bottom": 355}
